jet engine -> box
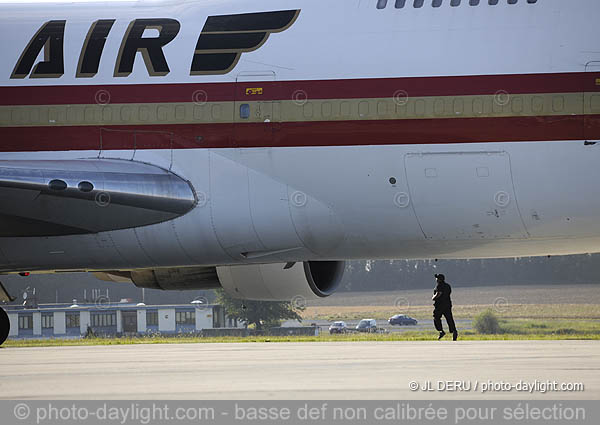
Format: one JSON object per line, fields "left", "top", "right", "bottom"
{"left": 94, "top": 261, "right": 345, "bottom": 301}
{"left": 216, "top": 261, "right": 345, "bottom": 301}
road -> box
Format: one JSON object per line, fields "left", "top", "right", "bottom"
{"left": 303, "top": 319, "right": 472, "bottom": 334}
{"left": 0, "top": 340, "right": 598, "bottom": 399}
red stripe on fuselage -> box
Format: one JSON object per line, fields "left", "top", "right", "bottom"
{"left": 0, "top": 72, "right": 598, "bottom": 106}
{"left": 0, "top": 115, "right": 589, "bottom": 152}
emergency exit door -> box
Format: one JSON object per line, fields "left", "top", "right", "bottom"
{"left": 585, "top": 62, "right": 600, "bottom": 142}
{"left": 234, "top": 72, "right": 280, "bottom": 147}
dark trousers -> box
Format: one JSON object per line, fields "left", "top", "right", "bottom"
{"left": 433, "top": 308, "right": 456, "bottom": 333}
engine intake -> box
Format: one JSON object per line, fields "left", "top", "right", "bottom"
{"left": 216, "top": 261, "right": 345, "bottom": 301}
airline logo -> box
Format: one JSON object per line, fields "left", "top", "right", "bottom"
{"left": 10, "top": 10, "right": 300, "bottom": 79}
{"left": 191, "top": 10, "right": 300, "bottom": 76}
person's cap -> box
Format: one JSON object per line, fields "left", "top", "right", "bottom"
{"left": 435, "top": 273, "right": 445, "bottom": 281}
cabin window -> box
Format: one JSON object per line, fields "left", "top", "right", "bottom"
{"left": 380, "top": 0, "right": 536, "bottom": 11}
{"left": 240, "top": 104, "right": 250, "bottom": 119}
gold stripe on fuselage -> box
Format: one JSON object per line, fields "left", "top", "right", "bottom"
{"left": 0, "top": 92, "right": 595, "bottom": 128}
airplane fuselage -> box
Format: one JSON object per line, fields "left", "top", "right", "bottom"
{"left": 1, "top": 0, "right": 600, "bottom": 273}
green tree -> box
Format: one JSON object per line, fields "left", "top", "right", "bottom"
{"left": 214, "top": 289, "right": 305, "bottom": 331}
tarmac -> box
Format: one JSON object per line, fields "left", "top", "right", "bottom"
{"left": 0, "top": 340, "right": 598, "bottom": 399}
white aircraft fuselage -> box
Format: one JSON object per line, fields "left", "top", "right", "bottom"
{"left": 1, "top": 0, "right": 599, "bottom": 274}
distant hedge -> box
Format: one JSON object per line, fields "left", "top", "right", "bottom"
{"left": 474, "top": 309, "right": 501, "bottom": 334}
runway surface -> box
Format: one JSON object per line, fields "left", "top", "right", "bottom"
{"left": 0, "top": 341, "right": 598, "bottom": 399}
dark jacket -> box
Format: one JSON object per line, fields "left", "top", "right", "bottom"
{"left": 433, "top": 281, "right": 452, "bottom": 310}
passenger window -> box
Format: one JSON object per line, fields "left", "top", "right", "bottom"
{"left": 450, "top": 0, "right": 461, "bottom": 6}
{"left": 395, "top": 0, "right": 406, "bottom": 8}
{"left": 240, "top": 104, "right": 250, "bottom": 119}
{"left": 377, "top": 0, "right": 388, "bottom": 8}
{"left": 488, "top": 0, "right": 499, "bottom": 4}
{"left": 469, "top": 0, "right": 480, "bottom": 5}
{"left": 358, "top": 101, "right": 370, "bottom": 117}
{"left": 508, "top": 0, "right": 517, "bottom": 4}
{"left": 527, "top": 0, "right": 537, "bottom": 3}
{"left": 414, "top": 0, "right": 424, "bottom": 7}
{"left": 432, "top": 0, "right": 443, "bottom": 7}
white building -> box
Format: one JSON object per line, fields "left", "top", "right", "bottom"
{"left": 4, "top": 303, "right": 244, "bottom": 338}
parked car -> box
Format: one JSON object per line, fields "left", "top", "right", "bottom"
{"left": 355, "top": 319, "right": 377, "bottom": 333}
{"left": 329, "top": 321, "right": 348, "bottom": 334}
{"left": 388, "top": 314, "right": 418, "bottom": 326}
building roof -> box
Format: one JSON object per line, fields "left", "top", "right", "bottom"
{"left": 3, "top": 303, "right": 219, "bottom": 313}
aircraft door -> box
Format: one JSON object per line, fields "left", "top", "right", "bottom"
{"left": 585, "top": 62, "right": 600, "bottom": 142}
{"left": 405, "top": 151, "right": 528, "bottom": 240}
{"left": 234, "top": 72, "right": 280, "bottom": 147}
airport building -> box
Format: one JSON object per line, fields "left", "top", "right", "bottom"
{"left": 4, "top": 302, "right": 244, "bottom": 338}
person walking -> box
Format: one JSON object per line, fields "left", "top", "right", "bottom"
{"left": 432, "top": 273, "right": 458, "bottom": 341}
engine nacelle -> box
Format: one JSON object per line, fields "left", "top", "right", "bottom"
{"left": 94, "top": 261, "right": 345, "bottom": 301}
{"left": 94, "top": 267, "right": 221, "bottom": 291}
{"left": 216, "top": 261, "right": 345, "bottom": 301}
